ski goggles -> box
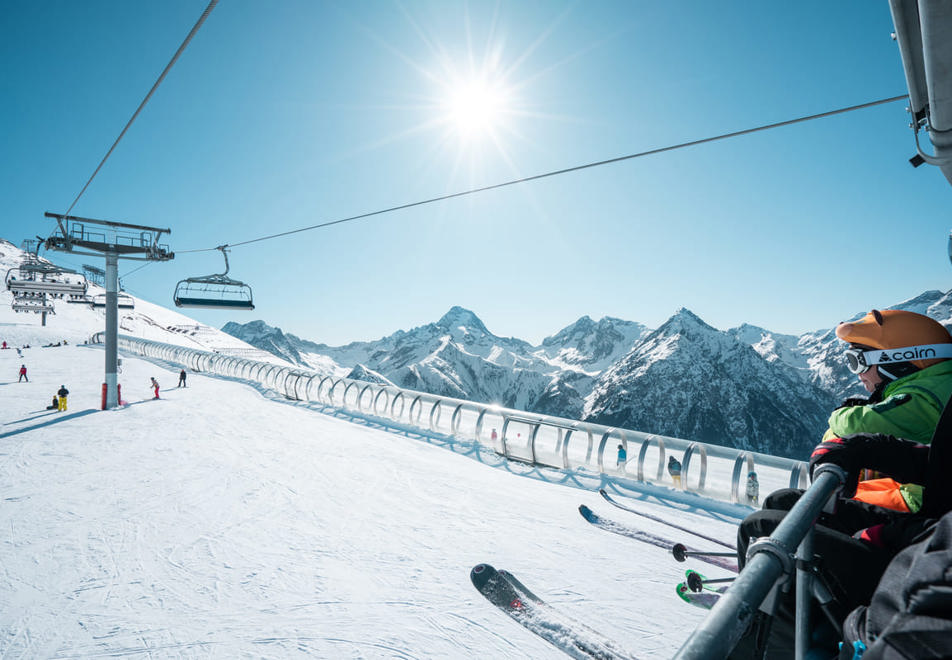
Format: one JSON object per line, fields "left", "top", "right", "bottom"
{"left": 844, "top": 343, "right": 952, "bottom": 375}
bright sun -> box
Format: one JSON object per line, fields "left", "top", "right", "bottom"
{"left": 444, "top": 78, "right": 509, "bottom": 139}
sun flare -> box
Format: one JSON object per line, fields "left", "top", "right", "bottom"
{"left": 444, "top": 78, "right": 510, "bottom": 139}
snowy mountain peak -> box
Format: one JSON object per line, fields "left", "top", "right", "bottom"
{"left": 541, "top": 316, "right": 596, "bottom": 345}
{"left": 655, "top": 307, "right": 715, "bottom": 336}
{"left": 730, "top": 323, "right": 770, "bottom": 344}
{"left": 435, "top": 306, "right": 490, "bottom": 337}
{"left": 223, "top": 319, "right": 280, "bottom": 341}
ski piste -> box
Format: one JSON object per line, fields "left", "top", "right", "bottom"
{"left": 578, "top": 505, "right": 738, "bottom": 573}
{"left": 470, "top": 564, "right": 638, "bottom": 660}
{"left": 598, "top": 489, "right": 735, "bottom": 550}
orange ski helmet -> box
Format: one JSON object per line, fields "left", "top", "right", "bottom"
{"left": 836, "top": 309, "right": 952, "bottom": 370}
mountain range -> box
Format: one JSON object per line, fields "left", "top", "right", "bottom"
{"left": 223, "top": 291, "right": 952, "bottom": 459}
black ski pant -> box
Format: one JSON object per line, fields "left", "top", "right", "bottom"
{"left": 728, "top": 488, "right": 904, "bottom": 658}
{"left": 737, "top": 488, "right": 903, "bottom": 613}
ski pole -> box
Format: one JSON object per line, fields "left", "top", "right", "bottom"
{"left": 672, "top": 543, "right": 737, "bottom": 563}
{"left": 686, "top": 571, "right": 734, "bottom": 593}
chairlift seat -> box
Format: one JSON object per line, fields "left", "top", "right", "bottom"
{"left": 174, "top": 295, "right": 255, "bottom": 310}
{"left": 172, "top": 247, "right": 255, "bottom": 311}
{"left": 91, "top": 293, "right": 135, "bottom": 309}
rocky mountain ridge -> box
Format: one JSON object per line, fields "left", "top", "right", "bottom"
{"left": 223, "top": 293, "right": 952, "bottom": 459}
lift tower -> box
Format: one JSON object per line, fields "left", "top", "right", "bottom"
{"left": 44, "top": 212, "right": 173, "bottom": 409}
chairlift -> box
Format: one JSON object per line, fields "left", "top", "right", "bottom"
{"left": 173, "top": 246, "right": 254, "bottom": 310}
{"left": 6, "top": 255, "right": 87, "bottom": 298}
{"left": 91, "top": 293, "right": 135, "bottom": 309}
{"left": 11, "top": 295, "right": 55, "bottom": 315}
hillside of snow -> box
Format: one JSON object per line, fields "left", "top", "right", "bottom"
{"left": 0, "top": 239, "right": 286, "bottom": 363}
{"left": 0, "top": 285, "right": 744, "bottom": 658}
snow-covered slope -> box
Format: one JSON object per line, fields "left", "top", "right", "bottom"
{"left": 0, "top": 308, "right": 741, "bottom": 659}
{"left": 0, "top": 239, "right": 285, "bottom": 363}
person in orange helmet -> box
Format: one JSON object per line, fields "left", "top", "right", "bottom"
{"left": 824, "top": 309, "right": 952, "bottom": 512}
{"left": 730, "top": 311, "right": 952, "bottom": 658}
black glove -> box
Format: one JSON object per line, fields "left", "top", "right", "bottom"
{"left": 810, "top": 437, "right": 864, "bottom": 496}
{"left": 834, "top": 396, "right": 870, "bottom": 411}
{"left": 809, "top": 433, "right": 929, "bottom": 497}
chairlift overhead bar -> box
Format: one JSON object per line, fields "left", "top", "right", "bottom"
{"left": 44, "top": 212, "right": 170, "bottom": 235}
{"left": 44, "top": 212, "right": 173, "bottom": 260}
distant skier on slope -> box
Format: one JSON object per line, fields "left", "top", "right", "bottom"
{"left": 46, "top": 395, "right": 58, "bottom": 410}
{"left": 57, "top": 385, "right": 69, "bottom": 411}
{"left": 616, "top": 444, "right": 627, "bottom": 468}
{"left": 667, "top": 455, "right": 682, "bottom": 488}
{"left": 18, "top": 364, "right": 28, "bottom": 382}
{"left": 178, "top": 369, "right": 187, "bottom": 388}
{"left": 745, "top": 471, "right": 759, "bottom": 506}
{"left": 150, "top": 377, "right": 160, "bottom": 399}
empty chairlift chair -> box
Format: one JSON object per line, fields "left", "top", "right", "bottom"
{"left": 173, "top": 246, "right": 254, "bottom": 310}
{"left": 91, "top": 293, "right": 135, "bottom": 309}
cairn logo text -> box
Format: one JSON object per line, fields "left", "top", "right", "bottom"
{"left": 877, "top": 348, "right": 937, "bottom": 363}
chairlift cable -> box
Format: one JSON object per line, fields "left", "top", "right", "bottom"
{"left": 121, "top": 261, "right": 154, "bottom": 280}
{"left": 56, "top": 0, "right": 218, "bottom": 224}
{"left": 177, "top": 94, "right": 907, "bottom": 254}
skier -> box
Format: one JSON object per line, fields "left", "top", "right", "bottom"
{"left": 150, "top": 377, "right": 160, "bottom": 399}
{"left": 46, "top": 395, "right": 58, "bottom": 410}
{"left": 739, "top": 309, "right": 952, "bottom": 560}
{"left": 822, "top": 309, "right": 952, "bottom": 512}
{"left": 57, "top": 385, "right": 69, "bottom": 411}
{"left": 616, "top": 443, "right": 627, "bottom": 468}
{"left": 178, "top": 369, "right": 187, "bottom": 387}
{"left": 490, "top": 428, "right": 498, "bottom": 445}
{"left": 1, "top": 340, "right": 6, "bottom": 349}
{"left": 667, "top": 455, "right": 682, "bottom": 488}
{"left": 745, "top": 471, "right": 759, "bottom": 506}
{"left": 18, "top": 364, "right": 27, "bottom": 382}
{"left": 730, "top": 404, "right": 952, "bottom": 658}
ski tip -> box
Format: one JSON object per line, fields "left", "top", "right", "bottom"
{"left": 578, "top": 504, "right": 593, "bottom": 518}
{"left": 598, "top": 488, "right": 608, "bottom": 496}
{"left": 470, "top": 563, "right": 497, "bottom": 589}
{"left": 675, "top": 582, "right": 691, "bottom": 602}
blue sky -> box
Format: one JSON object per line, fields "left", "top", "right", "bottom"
{"left": 2, "top": 1, "right": 949, "bottom": 345}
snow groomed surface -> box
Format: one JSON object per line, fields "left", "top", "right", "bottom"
{"left": 1, "top": 341, "right": 744, "bottom": 658}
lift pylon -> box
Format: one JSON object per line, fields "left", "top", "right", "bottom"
{"left": 44, "top": 212, "right": 173, "bottom": 409}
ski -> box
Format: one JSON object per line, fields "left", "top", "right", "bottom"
{"left": 598, "top": 489, "right": 735, "bottom": 550}
{"left": 578, "top": 505, "right": 738, "bottom": 573}
{"left": 470, "top": 563, "right": 638, "bottom": 660}
{"left": 676, "top": 581, "right": 723, "bottom": 610}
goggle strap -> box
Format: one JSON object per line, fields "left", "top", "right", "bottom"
{"left": 861, "top": 343, "right": 952, "bottom": 366}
